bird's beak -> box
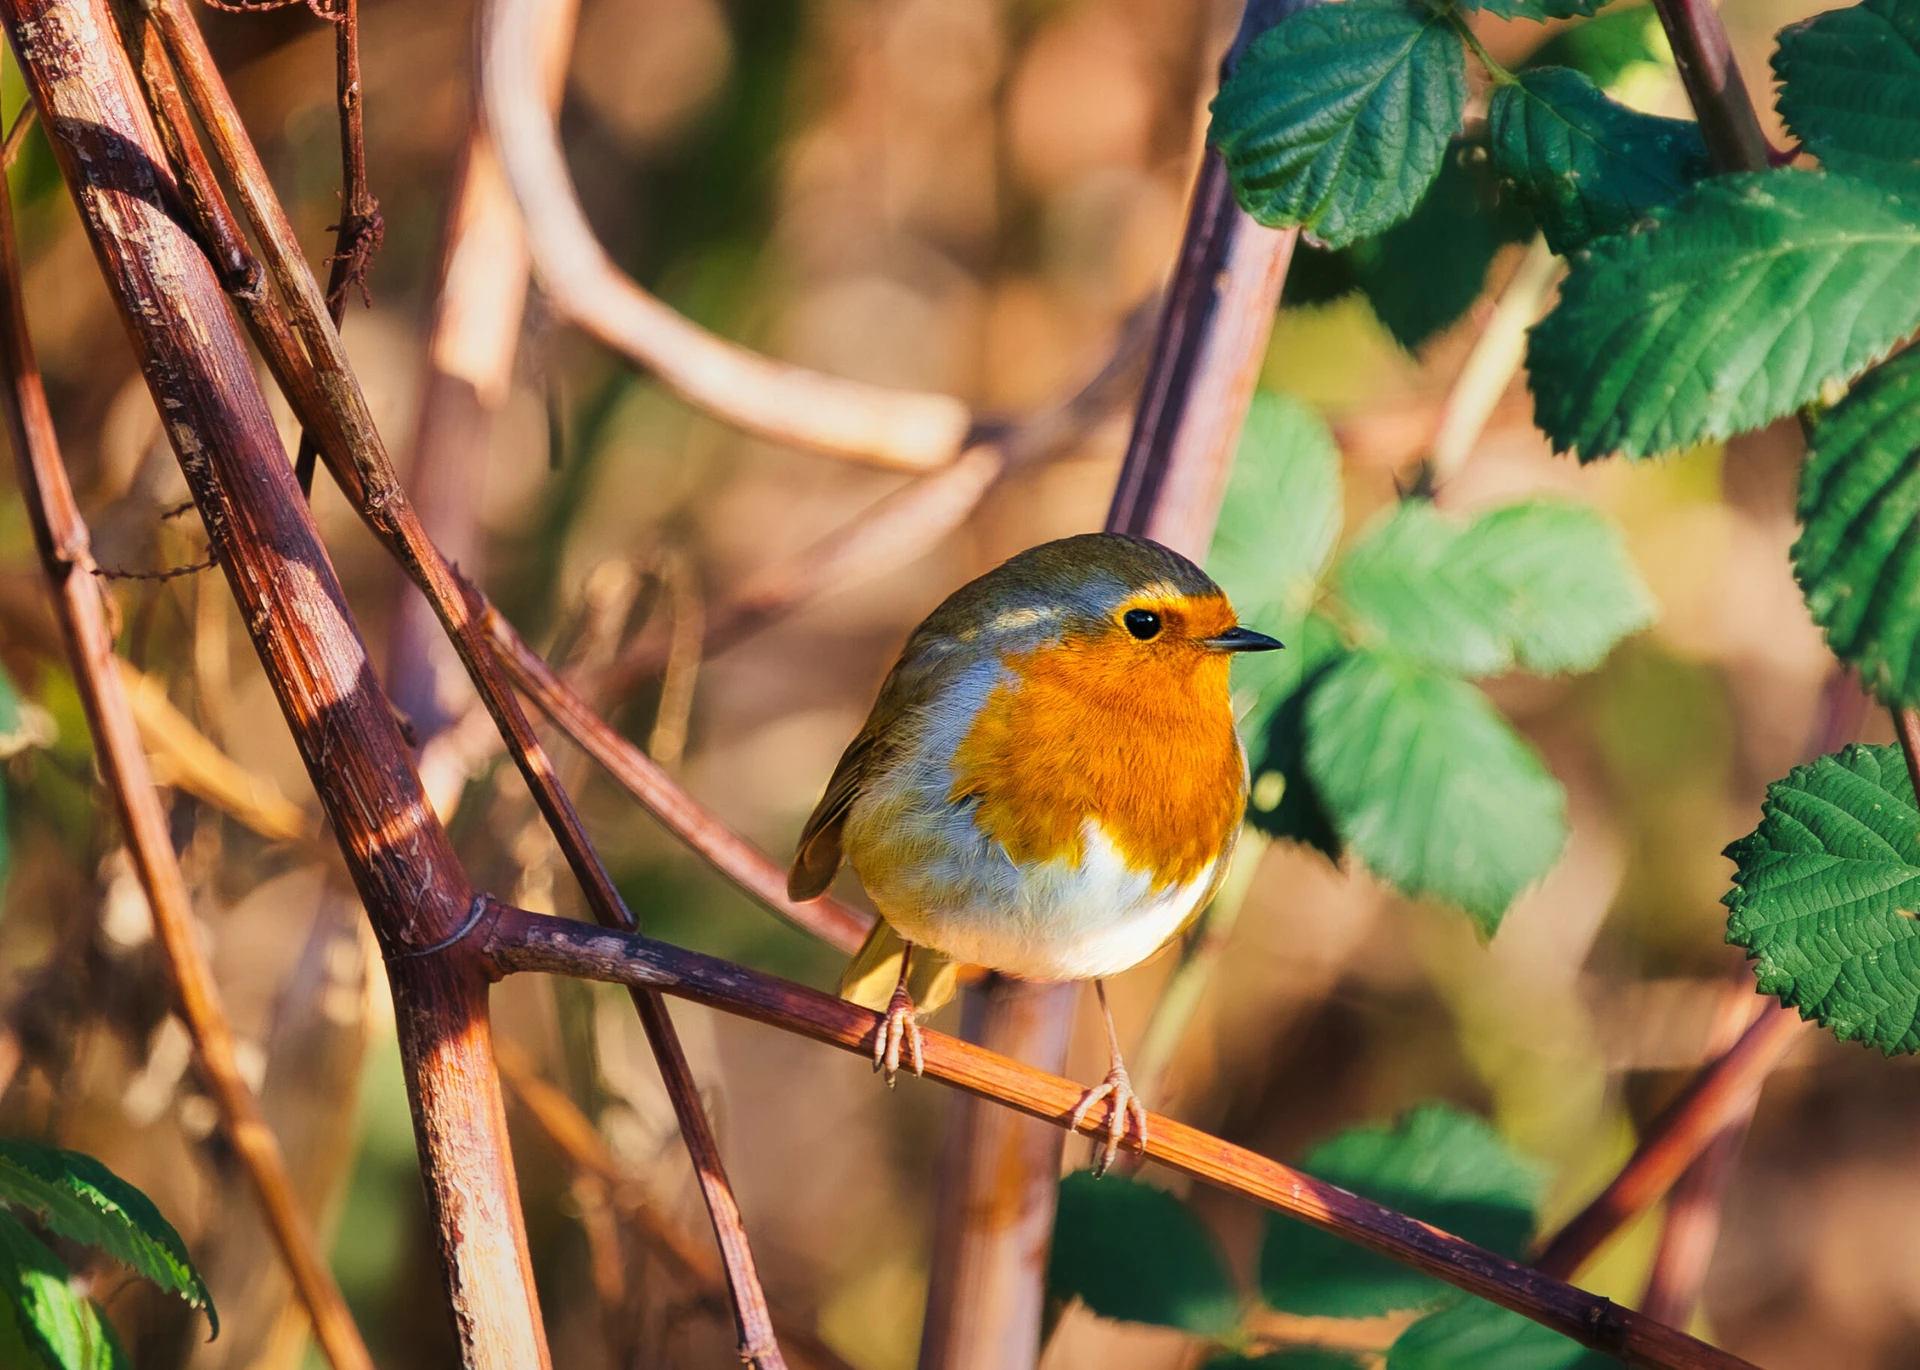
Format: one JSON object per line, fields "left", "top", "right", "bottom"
{"left": 1205, "top": 625, "right": 1284, "bottom": 653}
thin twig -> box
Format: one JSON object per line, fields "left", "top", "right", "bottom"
{"left": 2, "top": 102, "right": 35, "bottom": 166}
{"left": 92, "top": 550, "right": 218, "bottom": 580}
{"left": 0, "top": 114, "right": 373, "bottom": 1370}
{"left": 484, "top": 905, "right": 1762, "bottom": 1370}
{"left": 477, "top": 0, "right": 970, "bottom": 471}
{"left": 141, "top": 7, "right": 789, "bottom": 1359}
{"left": 486, "top": 606, "right": 873, "bottom": 953}
{"left": 1638, "top": 986, "right": 1765, "bottom": 1327}
{"left": 1533, "top": 1004, "right": 1803, "bottom": 1279}
{"left": 292, "top": 0, "right": 382, "bottom": 495}
{"left": 496, "top": 1042, "right": 862, "bottom": 1370}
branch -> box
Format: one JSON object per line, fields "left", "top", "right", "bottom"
{"left": 139, "top": 7, "right": 789, "bottom": 1360}
{"left": 0, "top": 0, "right": 550, "bottom": 1359}
{"left": 1532, "top": 1002, "right": 1802, "bottom": 1279}
{"left": 477, "top": 0, "right": 970, "bottom": 472}
{"left": 0, "top": 152, "right": 373, "bottom": 1370}
{"left": 485, "top": 606, "right": 873, "bottom": 953}
{"left": 481, "top": 905, "right": 1761, "bottom": 1370}
{"left": 1649, "top": 0, "right": 1770, "bottom": 174}
{"left": 1637, "top": 987, "right": 1766, "bottom": 1328}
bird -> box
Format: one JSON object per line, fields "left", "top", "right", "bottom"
{"left": 787, "top": 532, "right": 1281, "bottom": 1173}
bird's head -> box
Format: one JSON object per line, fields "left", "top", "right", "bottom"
{"left": 940, "top": 532, "right": 1283, "bottom": 666}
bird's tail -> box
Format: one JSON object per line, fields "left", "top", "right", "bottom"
{"left": 839, "top": 919, "right": 960, "bottom": 1014}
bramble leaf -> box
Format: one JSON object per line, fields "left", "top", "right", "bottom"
{"left": 1724, "top": 744, "right": 1920, "bottom": 1054}
{"left": 1774, "top": 0, "right": 1920, "bottom": 188}
{"left": 1794, "top": 350, "right": 1920, "bottom": 704}
{"left": 1351, "top": 151, "right": 1534, "bottom": 350}
{"left": 1049, "top": 1172, "right": 1239, "bottom": 1335}
{"left": 1248, "top": 613, "right": 1347, "bottom": 860}
{"left": 1339, "top": 501, "right": 1653, "bottom": 677}
{"left": 1525, "top": 5, "right": 1671, "bottom": 92}
{"left": 1262, "top": 1105, "right": 1540, "bottom": 1317}
{"left": 1489, "top": 66, "right": 1711, "bottom": 254}
{"left": 0, "top": 1212, "right": 128, "bottom": 1370}
{"left": 1306, "top": 651, "right": 1566, "bottom": 930}
{"left": 1389, "top": 1297, "right": 1614, "bottom": 1369}
{"left": 0, "top": 1142, "right": 213, "bottom": 1334}
{"left": 1209, "top": 0, "right": 1468, "bottom": 249}
{"left": 1211, "top": 391, "right": 1343, "bottom": 666}
{"left": 1458, "top": 0, "right": 1610, "bottom": 22}
{"left": 1528, "top": 170, "right": 1920, "bottom": 461}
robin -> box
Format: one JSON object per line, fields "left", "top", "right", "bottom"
{"left": 788, "top": 532, "right": 1281, "bottom": 1171}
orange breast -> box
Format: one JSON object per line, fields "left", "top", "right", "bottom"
{"left": 949, "top": 634, "right": 1246, "bottom": 889}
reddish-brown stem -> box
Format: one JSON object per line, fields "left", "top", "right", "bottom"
{"left": 0, "top": 156, "right": 372, "bottom": 1370}
{"left": 1534, "top": 1003, "right": 1802, "bottom": 1279}
{"left": 485, "top": 607, "right": 873, "bottom": 953}
{"left": 0, "top": 0, "right": 550, "bottom": 1361}
{"left": 292, "top": 0, "right": 382, "bottom": 495}
{"left": 1648, "top": 0, "right": 1771, "bottom": 175}
{"left": 140, "top": 6, "right": 787, "bottom": 1358}
{"left": 483, "top": 905, "right": 1761, "bottom": 1370}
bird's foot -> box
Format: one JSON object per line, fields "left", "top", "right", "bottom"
{"left": 872, "top": 982, "right": 923, "bottom": 1086}
{"left": 1068, "top": 1060, "right": 1148, "bottom": 1177}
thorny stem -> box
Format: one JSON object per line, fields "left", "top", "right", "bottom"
{"left": 139, "top": 5, "right": 789, "bottom": 1359}
{"left": 484, "top": 905, "right": 1763, "bottom": 1370}
{"left": 0, "top": 158, "right": 374, "bottom": 1370}
{"left": 0, "top": 0, "right": 551, "bottom": 1358}
{"left": 293, "top": 0, "right": 383, "bottom": 495}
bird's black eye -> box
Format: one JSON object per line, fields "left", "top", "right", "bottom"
{"left": 1123, "top": 609, "right": 1162, "bottom": 641}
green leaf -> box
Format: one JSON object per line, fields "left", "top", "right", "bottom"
{"left": 1262, "top": 1105, "right": 1540, "bottom": 1317}
{"left": 1489, "top": 67, "right": 1710, "bottom": 254}
{"left": 1528, "top": 170, "right": 1920, "bottom": 461}
{"left": 1457, "top": 0, "right": 1611, "bottom": 25}
{"left": 1248, "top": 614, "right": 1347, "bottom": 861}
{"left": 1306, "top": 651, "right": 1566, "bottom": 929}
{"left": 1207, "top": 1352, "right": 1367, "bottom": 1370}
{"left": 1723, "top": 743, "right": 1920, "bottom": 1054}
{"left": 1209, "top": 0, "right": 1469, "bottom": 249}
{"left": 1338, "top": 501, "right": 1653, "bottom": 677}
{"left": 1211, "top": 391, "right": 1344, "bottom": 633}
{"left": 0, "top": 1142, "right": 213, "bottom": 1334}
{"left": 1341, "top": 503, "right": 1513, "bottom": 676}
{"left": 1775, "top": 0, "right": 1920, "bottom": 187}
{"left": 1048, "top": 1172, "right": 1239, "bottom": 1334}
{"left": 1453, "top": 503, "right": 1656, "bottom": 674}
{"left": 1525, "top": 5, "right": 1670, "bottom": 92}
{"left": 1389, "top": 1298, "right": 1614, "bottom": 1370}
{"left": 1794, "top": 349, "right": 1920, "bottom": 704}
{"left": 0, "top": 1212, "right": 128, "bottom": 1370}
{"left": 1352, "top": 151, "right": 1534, "bottom": 350}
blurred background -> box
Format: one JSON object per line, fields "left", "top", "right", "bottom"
{"left": 0, "top": 0, "right": 1904, "bottom": 1365}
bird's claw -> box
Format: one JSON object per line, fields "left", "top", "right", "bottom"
{"left": 1069, "top": 1061, "right": 1148, "bottom": 1177}
{"left": 872, "top": 983, "right": 923, "bottom": 1086}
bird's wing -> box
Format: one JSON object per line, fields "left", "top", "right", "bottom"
{"left": 786, "top": 632, "right": 950, "bottom": 902}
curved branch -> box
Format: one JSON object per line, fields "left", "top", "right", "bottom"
{"left": 478, "top": 0, "right": 971, "bottom": 471}
{"left": 484, "top": 905, "right": 1760, "bottom": 1370}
